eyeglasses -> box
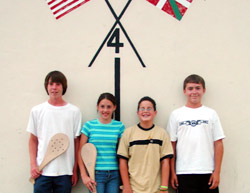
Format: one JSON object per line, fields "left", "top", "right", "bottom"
{"left": 139, "top": 107, "right": 153, "bottom": 112}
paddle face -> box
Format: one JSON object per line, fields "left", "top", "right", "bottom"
{"left": 81, "top": 143, "right": 97, "bottom": 181}
{"left": 29, "top": 133, "right": 69, "bottom": 184}
{"left": 39, "top": 133, "right": 69, "bottom": 170}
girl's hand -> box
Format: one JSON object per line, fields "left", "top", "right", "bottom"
{"left": 82, "top": 176, "right": 96, "bottom": 192}
{"left": 122, "top": 186, "right": 133, "bottom": 193}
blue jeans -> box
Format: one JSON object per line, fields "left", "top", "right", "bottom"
{"left": 34, "top": 175, "right": 72, "bottom": 193}
{"left": 94, "top": 170, "right": 120, "bottom": 193}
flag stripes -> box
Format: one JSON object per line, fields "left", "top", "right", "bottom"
{"left": 156, "top": 0, "right": 167, "bottom": 9}
{"left": 46, "top": 0, "right": 90, "bottom": 19}
{"left": 176, "top": 0, "right": 191, "bottom": 8}
{"left": 147, "top": 0, "right": 193, "bottom": 20}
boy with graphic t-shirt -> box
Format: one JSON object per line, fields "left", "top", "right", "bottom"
{"left": 27, "top": 71, "right": 82, "bottom": 193}
{"left": 167, "top": 74, "right": 225, "bottom": 193}
{"left": 118, "top": 96, "right": 173, "bottom": 193}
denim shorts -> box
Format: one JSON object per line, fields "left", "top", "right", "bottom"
{"left": 94, "top": 170, "right": 120, "bottom": 193}
{"left": 34, "top": 175, "right": 72, "bottom": 193}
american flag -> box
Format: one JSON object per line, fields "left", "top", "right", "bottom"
{"left": 147, "top": 0, "right": 193, "bottom": 20}
{"left": 46, "top": 0, "right": 91, "bottom": 19}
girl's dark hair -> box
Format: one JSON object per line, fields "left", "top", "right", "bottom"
{"left": 137, "top": 96, "right": 156, "bottom": 111}
{"left": 97, "top": 92, "right": 116, "bottom": 106}
{"left": 44, "top": 71, "right": 67, "bottom": 95}
{"left": 183, "top": 74, "right": 205, "bottom": 90}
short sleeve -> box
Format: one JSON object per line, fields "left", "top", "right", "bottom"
{"left": 117, "top": 129, "right": 129, "bottom": 160}
{"left": 119, "top": 123, "right": 125, "bottom": 138}
{"left": 26, "top": 108, "right": 37, "bottom": 136}
{"left": 166, "top": 112, "right": 178, "bottom": 142}
{"left": 73, "top": 108, "right": 82, "bottom": 138}
{"left": 81, "top": 121, "right": 91, "bottom": 137}
{"left": 212, "top": 111, "right": 225, "bottom": 141}
{"left": 160, "top": 131, "right": 173, "bottom": 161}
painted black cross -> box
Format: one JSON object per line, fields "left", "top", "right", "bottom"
{"left": 89, "top": 0, "right": 145, "bottom": 121}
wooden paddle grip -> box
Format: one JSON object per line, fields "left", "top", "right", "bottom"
{"left": 29, "top": 177, "right": 36, "bottom": 184}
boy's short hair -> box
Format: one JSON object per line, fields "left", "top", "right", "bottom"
{"left": 183, "top": 74, "right": 206, "bottom": 89}
{"left": 137, "top": 96, "right": 157, "bottom": 111}
{"left": 44, "top": 71, "right": 67, "bottom": 95}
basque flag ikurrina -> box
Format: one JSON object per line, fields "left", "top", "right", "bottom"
{"left": 147, "top": 0, "right": 193, "bottom": 20}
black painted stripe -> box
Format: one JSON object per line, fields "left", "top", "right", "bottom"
{"left": 115, "top": 58, "right": 120, "bottom": 121}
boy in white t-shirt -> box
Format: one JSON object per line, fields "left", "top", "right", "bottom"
{"left": 27, "top": 71, "right": 82, "bottom": 193}
{"left": 166, "top": 74, "right": 225, "bottom": 193}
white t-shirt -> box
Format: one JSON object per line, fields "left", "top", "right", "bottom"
{"left": 27, "top": 102, "right": 82, "bottom": 176}
{"left": 167, "top": 106, "right": 225, "bottom": 174}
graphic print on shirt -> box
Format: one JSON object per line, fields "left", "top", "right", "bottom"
{"left": 179, "top": 120, "right": 208, "bottom": 127}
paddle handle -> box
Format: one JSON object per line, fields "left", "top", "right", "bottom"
{"left": 29, "top": 156, "right": 49, "bottom": 184}
{"left": 29, "top": 177, "right": 35, "bottom": 184}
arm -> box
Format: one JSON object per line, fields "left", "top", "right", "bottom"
{"left": 71, "top": 137, "right": 79, "bottom": 186}
{"left": 170, "top": 141, "right": 178, "bottom": 189}
{"left": 119, "top": 158, "right": 133, "bottom": 193}
{"left": 209, "top": 139, "right": 224, "bottom": 189}
{"left": 160, "top": 158, "right": 170, "bottom": 192}
{"left": 78, "top": 134, "right": 96, "bottom": 192}
{"left": 28, "top": 133, "right": 41, "bottom": 179}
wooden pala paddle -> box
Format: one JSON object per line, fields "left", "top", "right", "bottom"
{"left": 29, "top": 133, "right": 70, "bottom": 184}
{"left": 81, "top": 143, "right": 97, "bottom": 193}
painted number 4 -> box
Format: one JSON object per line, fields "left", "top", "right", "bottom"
{"left": 107, "top": 28, "right": 124, "bottom": 53}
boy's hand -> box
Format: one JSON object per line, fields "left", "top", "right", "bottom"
{"left": 171, "top": 173, "right": 179, "bottom": 189}
{"left": 71, "top": 170, "right": 78, "bottom": 186}
{"left": 208, "top": 171, "right": 220, "bottom": 189}
{"left": 30, "top": 165, "right": 41, "bottom": 179}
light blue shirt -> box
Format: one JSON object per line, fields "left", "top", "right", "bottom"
{"left": 81, "top": 119, "right": 125, "bottom": 170}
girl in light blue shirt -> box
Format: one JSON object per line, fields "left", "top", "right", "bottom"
{"left": 78, "top": 93, "right": 125, "bottom": 193}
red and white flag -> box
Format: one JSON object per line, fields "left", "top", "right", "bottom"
{"left": 46, "top": 0, "right": 91, "bottom": 19}
{"left": 147, "top": 0, "right": 193, "bottom": 20}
